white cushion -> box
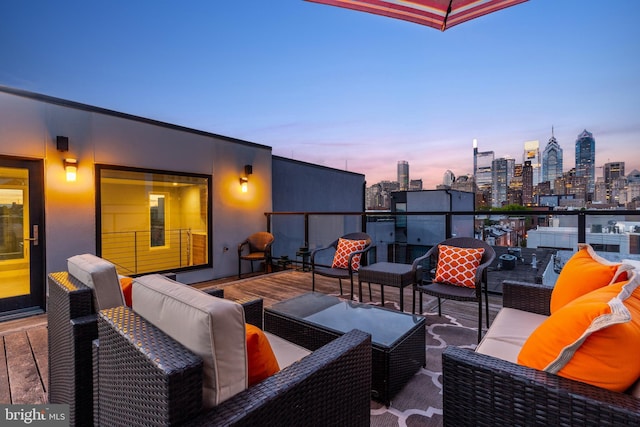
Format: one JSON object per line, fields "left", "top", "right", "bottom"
{"left": 476, "top": 307, "right": 548, "bottom": 363}
{"left": 264, "top": 331, "right": 311, "bottom": 369}
{"left": 67, "top": 254, "right": 124, "bottom": 309}
{"left": 132, "top": 274, "right": 247, "bottom": 408}
{"left": 623, "top": 259, "right": 640, "bottom": 271}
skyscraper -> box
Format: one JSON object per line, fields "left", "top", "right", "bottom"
{"left": 491, "top": 157, "right": 513, "bottom": 207}
{"left": 542, "top": 129, "right": 563, "bottom": 185}
{"left": 397, "top": 160, "right": 409, "bottom": 191}
{"left": 575, "top": 130, "right": 596, "bottom": 197}
{"left": 473, "top": 139, "right": 494, "bottom": 206}
{"left": 604, "top": 161, "right": 625, "bottom": 183}
{"left": 523, "top": 140, "right": 541, "bottom": 186}
{"left": 522, "top": 160, "right": 533, "bottom": 205}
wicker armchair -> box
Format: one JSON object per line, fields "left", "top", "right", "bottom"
{"left": 238, "top": 231, "right": 275, "bottom": 278}
{"left": 311, "top": 232, "right": 374, "bottom": 299}
{"left": 47, "top": 271, "right": 262, "bottom": 426}
{"left": 442, "top": 280, "right": 640, "bottom": 426}
{"left": 94, "top": 306, "right": 372, "bottom": 426}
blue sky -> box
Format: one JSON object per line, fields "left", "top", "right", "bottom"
{"left": 2, "top": 0, "right": 639, "bottom": 188}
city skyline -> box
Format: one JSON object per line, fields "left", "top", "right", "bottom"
{"left": 2, "top": 1, "right": 639, "bottom": 189}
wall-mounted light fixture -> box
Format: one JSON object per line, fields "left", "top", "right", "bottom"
{"left": 240, "top": 164, "right": 253, "bottom": 193}
{"left": 64, "top": 158, "right": 78, "bottom": 182}
{"left": 56, "top": 136, "right": 69, "bottom": 152}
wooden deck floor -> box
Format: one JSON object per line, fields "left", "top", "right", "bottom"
{"left": 0, "top": 269, "right": 502, "bottom": 404}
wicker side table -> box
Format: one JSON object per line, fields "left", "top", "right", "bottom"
{"left": 358, "top": 262, "right": 417, "bottom": 312}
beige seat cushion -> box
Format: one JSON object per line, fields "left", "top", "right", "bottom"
{"left": 132, "top": 274, "right": 247, "bottom": 408}
{"left": 264, "top": 331, "right": 311, "bottom": 369}
{"left": 476, "top": 307, "right": 547, "bottom": 363}
{"left": 67, "top": 254, "right": 124, "bottom": 309}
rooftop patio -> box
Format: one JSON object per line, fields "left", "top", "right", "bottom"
{"left": 1, "top": 268, "right": 502, "bottom": 426}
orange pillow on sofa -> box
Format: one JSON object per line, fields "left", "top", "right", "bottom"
{"left": 245, "top": 323, "right": 280, "bottom": 386}
{"left": 119, "top": 277, "right": 133, "bottom": 307}
{"left": 518, "top": 272, "right": 640, "bottom": 392}
{"left": 434, "top": 244, "right": 485, "bottom": 288}
{"left": 550, "top": 243, "right": 632, "bottom": 313}
{"left": 331, "top": 238, "right": 367, "bottom": 271}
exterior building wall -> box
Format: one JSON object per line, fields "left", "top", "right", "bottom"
{"left": 271, "top": 156, "right": 365, "bottom": 257}
{"left": 0, "top": 86, "right": 273, "bottom": 282}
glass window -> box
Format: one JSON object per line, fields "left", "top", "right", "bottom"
{"left": 97, "top": 165, "right": 211, "bottom": 275}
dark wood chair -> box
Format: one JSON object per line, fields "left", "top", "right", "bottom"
{"left": 311, "top": 232, "right": 374, "bottom": 299}
{"left": 412, "top": 237, "right": 496, "bottom": 343}
{"left": 238, "top": 231, "right": 275, "bottom": 278}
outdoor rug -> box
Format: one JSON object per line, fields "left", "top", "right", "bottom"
{"left": 349, "top": 298, "right": 483, "bottom": 427}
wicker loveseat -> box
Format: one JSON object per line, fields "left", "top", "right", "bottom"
{"left": 442, "top": 279, "right": 640, "bottom": 426}
{"left": 48, "top": 255, "right": 372, "bottom": 426}
{"left": 47, "top": 256, "right": 261, "bottom": 426}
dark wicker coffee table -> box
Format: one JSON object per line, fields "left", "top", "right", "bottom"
{"left": 264, "top": 292, "right": 426, "bottom": 405}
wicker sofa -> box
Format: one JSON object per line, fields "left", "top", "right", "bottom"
{"left": 442, "top": 280, "right": 640, "bottom": 426}
{"left": 48, "top": 255, "right": 372, "bottom": 426}
{"left": 47, "top": 268, "right": 261, "bottom": 426}
{"left": 94, "top": 306, "right": 371, "bottom": 426}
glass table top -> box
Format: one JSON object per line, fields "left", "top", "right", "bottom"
{"left": 267, "top": 292, "right": 424, "bottom": 346}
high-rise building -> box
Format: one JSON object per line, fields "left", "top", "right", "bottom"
{"left": 575, "top": 130, "right": 596, "bottom": 197}
{"left": 409, "top": 179, "right": 423, "bottom": 191}
{"left": 522, "top": 160, "right": 533, "bottom": 205}
{"left": 397, "top": 160, "right": 409, "bottom": 191}
{"left": 523, "top": 140, "right": 541, "bottom": 186}
{"left": 542, "top": 129, "right": 563, "bottom": 185}
{"left": 473, "top": 139, "right": 494, "bottom": 206}
{"left": 491, "top": 157, "right": 513, "bottom": 207}
{"left": 604, "top": 162, "right": 625, "bottom": 183}
{"left": 442, "top": 170, "right": 456, "bottom": 187}
{"left": 603, "top": 162, "right": 625, "bottom": 204}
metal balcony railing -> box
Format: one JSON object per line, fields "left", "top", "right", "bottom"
{"left": 265, "top": 209, "right": 640, "bottom": 270}
{"left": 100, "top": 228, "right": 197, "bottom": 275}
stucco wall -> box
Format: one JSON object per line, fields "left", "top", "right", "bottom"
{"left": 0, "top": 87, "right": 272, "bottom": 283}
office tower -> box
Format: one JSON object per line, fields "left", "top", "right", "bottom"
{"left": 443, "top": 170, "right": 456, "bottom": 187}
{"left": 473, "top": 139, "right": 494, "bottom": 206}
{"left": 604, "top": 162, "right": 625, "bottom": 183}
{"left": 523, "top": 140, "right": 541, "bottom": 186}
{"left": 522, "top": 160, "right": 534, "bottom": 205}
{"left": 575, "top": 130, "right": 596, "bottom": 197}
{"left": 397, "top": 160, "right": 409, "bottom": 191}
{"left": 491, "top": 157, "right": 513, "bottom": 207}
{"left": 603, "top": 162, "right": 625, "bottom": 204}
{"left": 542, "top": 129, "right": 563, "bottom": 184}
{"left": 409, "top": 179, "right": 423, "bottom": 191}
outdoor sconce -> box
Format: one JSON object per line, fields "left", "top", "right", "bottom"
{"left": 64, "top": 158, "right": 77, "bottom": 182}
{"left": 240, "top": 164, "right": 252, "bottom": 193}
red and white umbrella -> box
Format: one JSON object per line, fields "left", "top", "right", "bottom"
{"left": 306, "top": 0, "right": 528, "bottom": 31}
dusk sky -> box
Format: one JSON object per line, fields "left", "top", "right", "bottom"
{"left": 2, "top": 1, "right": 639, "bottom": 188}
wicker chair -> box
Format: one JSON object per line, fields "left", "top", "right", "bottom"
{"left": 412, "top": 237, "right": 496, "bottom": 343}
{"left": 238, "top": 231, "right": 275, "bottom": 278}
{"left": 47, "top": 271, "right": 262, "bottom": 426}
{"left": 311, "top": 232, "right": 374, "bottom": 299}
{"left": 442, "top": 280, "right": 640, "bottom": 426}
{"left": 94, "top": 306, "right": 372, "bottom": 426}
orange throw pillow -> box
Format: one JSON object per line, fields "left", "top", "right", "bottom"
{"left": 518, "top": 272, "right": 640, "bottom": 392}
{"left": 434, "top": 244, "right": 485, "bottom": 288}
{"left": 550, "top": 243, "right": 632, "bottom": 313}
{"left": 331, "top": 238, "right": 368, "bottom": 271}
{"left": 245, "top": 324, "right": 280, "bottom": 386}
{"left": 119, "top": 277, "right": 133, "bottom": 307}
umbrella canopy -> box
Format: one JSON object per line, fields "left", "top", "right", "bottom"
{"left": 306, "top": 0, "right": 528, "bottom": 31}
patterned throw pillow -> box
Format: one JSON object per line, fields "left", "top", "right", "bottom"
{"left": 331, "top": 238, "right": 368, "bottom": 271}
{"left": 518, "top": 271, "right": 640, "bottom": 392}
{"left": 550, "top": 243, "right": 632, "bottom": 313}
{"left": 434, "top": 244, "right": 485, "bottom": 288}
